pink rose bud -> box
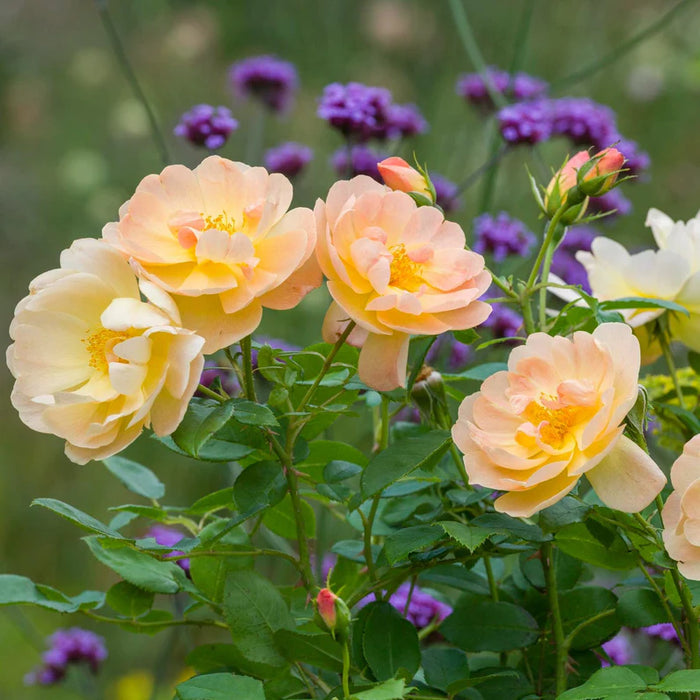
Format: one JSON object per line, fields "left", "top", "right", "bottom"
{"left": 316, "top": 588, "right": 337, "bottom": 630}
{"left": 577, "top": 147, "right": 625, "bottom": 197}
{"left": 378, "top": 157, "right": 433, "bottom": 201}
{"left": 544, "top": 151, "right": 590, "bottom": 215}
{"left": 315, "top": 587, "right": 351, "bottom": 640}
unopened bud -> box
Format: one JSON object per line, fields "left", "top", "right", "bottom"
{"left": 315, "top": 588, "right": 351, "bottom": 640}
{"left": 411, "top": 367, "right": 447, "bottom": 422}
{"left": 577, "top": 147, "right": 625, "bottom": 197}
{"left": 378, "top": 157, "right": 435, "bottom": 202}
{"left": 544, "top": 151, "right": 589, "bottom": 216}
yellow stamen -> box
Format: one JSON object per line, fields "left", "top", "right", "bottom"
{"left": 389, "top": 244, "right": 421, "bottom": 288}
{"left": 523, "top": 400, "right": 581, "bottom": 447}
{"left": 82, "top": 329, "right": 132, "bottom": 373}
{"left": 203, "top": 211, "right": 238, "bottom": 235}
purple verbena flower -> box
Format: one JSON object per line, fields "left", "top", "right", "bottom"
{"left": 144, "top": 525, "right": 190, "bottom": 573}
{"left": 431, "top": 174, "right": 463, "bottom": 213}
{"left": 482, "top": 303, "right": 524, "bottom": 342}
{"left": 198, "top": 358, "right": 240, "bottom": 397}
{"left": 173, "top": 104, "right": 238, "bottom": 149}
{"left": 550, "top": 225, "right": 597, "bottom": 292}
{"left": 550, "top": 97, "right": 617, "bottom": 148}
{"left": 264, "top": 142, "right": 313, "bottom": 178}
{"left": 318, "top": 82, "right": 394, "bottom": 142}
{"left": 643, "top": 623, "right": 679, "bottom": 643}
{"left": 472, "top": 212, "right": 536, "bottom": 261}
{"left": 229, "top": 55, "right": 298, "bottom": 113}
{"left": 497, "top": 99, "right": 553, "bottom": 144}
{"left": 383, "top": 103, "right": 428, "bottom": 139}
{"left": 356, "top": 583, "right": 452, "bottom": 631}
{"left": 457, "top": 67, "right": 548, "bottom": 109}
{"left": 587, "top": 189, "right": 633, "bottom": 219}
{"left": 601, "top": 632, "right": 633, "bottom": 666}
{"left": 25, "top": 628, "right": 107, "bottom": 686}
{"left": 331, "top": 145, "right": 387, "bottom": 181}
{"left": 426, "top": 334, "right": 472, "bottom": 371}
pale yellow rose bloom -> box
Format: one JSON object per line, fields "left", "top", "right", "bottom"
{"left": 576, "top": 208, "right": 700, "bottom": 353}
{"left": 452, "top": 323, "right": 665, "bottom": 517}
{"left": 7, "top": 239, "right": 205, "bottom": 464}
{"left": 103, "top": 156, "right": 321, "bottom": 353}
{"left": 662, "top": 434, "right": 700, "bottom": 580}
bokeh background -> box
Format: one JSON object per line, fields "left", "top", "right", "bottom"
{"left": 2, "top": 0, "right": 700, "bottom": 696}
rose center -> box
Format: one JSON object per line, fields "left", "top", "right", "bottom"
{"left": 523, "top": 400, "right": 580, "bottom": 447}
{"left": 83, "top": 329, "right": 133, "bottom": 373}
{"left": 389, "top": 244, "right": 421, "bottom": 288}
{"left": 203, "top": 212, "right": 239, "bottom": 236}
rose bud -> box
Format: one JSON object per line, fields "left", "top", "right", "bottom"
{"left": 544, "top": 150, "right": 590, "bottom": 216}
{"left": 315, "top": 588, "right": 351, "bottom": 640}
{"left": 577, "top": 147, "right": 626, "bottom": 197}
{"left": 377, "top": 156, "right": 435, "bottom": 204}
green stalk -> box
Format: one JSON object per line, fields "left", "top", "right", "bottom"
{"left": 239, "top": 335, "right": 258, "bottom": 402}
{"left": 538, "top": 238, "right": 558, "bottom": 330}
{"left": 448, "top": 0, "right": 508, "bottom": 109}
{"left": 94, "top": 0, "right": 169, "bottom": 166}
{"left": 542, "top": 541, "right": 567, "bottom": 695}
{"left": 659, "top": 332, "right": 686, "bottom": 410}
{"left": 552, "top": 0, "right": 698, "bottom": 92}
{"left": 341, "top": 640, "right": 352, "bottom": 699}
{"left": 484, "top": 556, "right": 499, "bottom": 602}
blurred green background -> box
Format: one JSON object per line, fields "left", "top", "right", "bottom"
{"left": 2, "top": 0, "right": 700, "bottom": 696}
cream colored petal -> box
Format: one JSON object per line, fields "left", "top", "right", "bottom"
{"left": 321, "top": 301, "right": 370, "bottom": 347}
{"left": 327, "top": 280, "right": 388, "bottom": 334}
{"left": 494, "top": 471, "right": 580, "bottom": 518}
{"left": 101, "top": 298, "right": 171, "bottom": 330}
{"left": 357, "top": 332, "right": 409, "bottom": 391}
{"left": 139, "top": 279, "right": 182, "bottom": 325}
{"left": 109, "top": 362, "right": 148, "bottom": 395}
{"left": 646, "top": 208, "right": 676, "bottom": 248}
{"left": 113, "top": 336, "right": 151, "bottom": 364}
{"left": 259, "top": 253, "right": 323, "bottom": 310}
{"left": 585, "top": 435, "right": 666, "bottom": 512}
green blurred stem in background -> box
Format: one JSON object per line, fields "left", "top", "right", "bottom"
{"left": 95, "top": 0, "right": 170, "bottom": 167}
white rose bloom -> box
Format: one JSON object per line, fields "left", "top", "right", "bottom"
{"left": 575, "top": 208, "right": 700, "bottom": 353}
{"left": 7, "top": 238, "right": 205, "bottom": 464}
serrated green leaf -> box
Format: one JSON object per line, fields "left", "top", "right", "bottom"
{"left": 558, "top": 666, "right": 648, "bottom": 699}
{"left": 274, "top": 630, "right": 343, "bottom": 672}
{"left": 0, "top": 574, "right": 76, "bottom": 612}
{"left": 187, "top": 488, "right": 235, "bottom": 516}
{"left": 471, "top": 512, "right": 547, "bottom": 542}
{"left": 361, "top": 430, "right": 451, "bottom": 498}
{"left": 353, "top": 679, "right": 406, "bottom": 700}
{"left": 103, "top": 456, "right": 165, "bottom": 500}
{"left": 556, "top": 521, "right": 636, "bottom": 570}
{"left": 422, "top": 646, "right": 470, "bottom": 691}
{"left": 439, "top": 521, "right": 492, "bottom": 552}
{"left": 599, "top": 297, "right": 689, "bottom": 316}
{"left": 652, "top": 669, "right": 700, "bottom": 692}
{"left": 383, "top": 524, "right": 443, "bottom": 564}
{"left": 231, "top": 399, "right": 278, "bottom": 426}
{"left": 222, "top": 569, "right": 294, "bottom": 669}
{"left": 233, "top": 461, "right": 286, "bottom": 513}
{"left": 263, "top": 495, "right": 316, "bottom": 540}
{"left": 176, "top": 673, "right": 265, "bottom": 700}
{"left": 106, "top": 580, "right": 154, "bottom": 618}
{"left": 362, "top": 602, "right": 420, "bottom": 681}
{"left": 32, "top": 498, "right": 125, "bottom": 539}
{"left": 85, "top": 537, "right": 184, "bottom": 594}
{"left": 617, "top": 588, "right": 668, "bottom": 628}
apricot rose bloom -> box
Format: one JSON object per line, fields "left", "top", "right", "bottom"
{"left": 103, "top": 156, "right": 321, "bottom": 353}
{"left": 452, "top": 323, "right": 666, "bottom": 517}
{"left": 7, "top": 239, "right": 205, "bottom": 464}
{"left": 662, "top": 434, "right": 700, "bottom": 579}
{"left": 315, "top": 176, "right": 491, "bottom": 391}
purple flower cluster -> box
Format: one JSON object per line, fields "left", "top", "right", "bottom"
{"left": 25, "top": 628, "right": 107, "bottom": 686}
{"left": 173, "top": 104, "right": 238, "bottom": 149}
{"left": 318, "top": 82, "right": 427, "bottom": 142}
{"left": 601, "top": 632, "right": 633, "bottom": 667}
{"left": 482, "top": 302, "right": 524, "bottom": 342}
{"left": 264, "top": 142, "right": 313, "bottom": 178}
{"left": 550, "top": 226, "right": 597, "bottom": 292}
{"left": 588, "top": 189, "right": 633, "bottom": 218}
{"left": 432, "top": 174, "right": 463, "bottom": 213}
{"left": 229, "top": 55, "right": 298, "bottom": 113}
{"left": 144, "top": 525, "right": 190, "bottom": 573}
{"left": 198, "top": 359, "right": 240, "bottom": 397}
{"left": 498, "top": 99, "right": 553, "bottom": 145}
{"left": 331, "top": 146, "right": 387, "bottom": 181}
{"left": 643, "top": 622, "right": 679, "bottom": 643}
{"left": 551, "top": 98, "right": 617, "bottom": 148}
{"left": 426, "top": 334, "right": 473, "bottom": 371}
{"left": 357, "top": 583, "right": 452, "bottom": 630}
{"left": 472, "top": 212, "right": 536, "bottom": 261}
{"left": 456, "top": 67, "right": 548, "bottom": 108}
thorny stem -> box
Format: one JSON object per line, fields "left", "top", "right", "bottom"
{"left": 94, "top": 0, "right": 169, "bottom": 166}
{"left": 542, "top": 541, "right": 567, "bottom": 696}
{"left": 197, "top": 383, "right": 226, "bottom": 403}
{"left": 240, "top": 335, "right": 258, "bottom": 402}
